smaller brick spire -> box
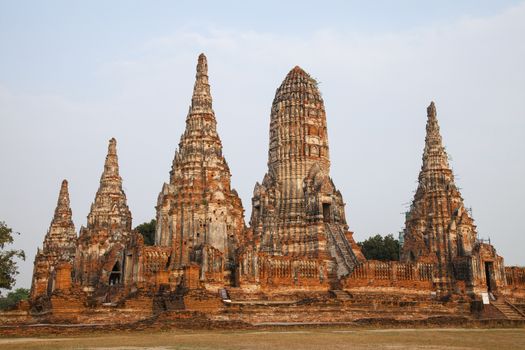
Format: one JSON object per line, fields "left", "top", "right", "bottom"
{"left": 86, "top": 138, "right": 131, "bottom": 232}
{"left": 76, "top": 138, "right": 133, "bottom": 288}
{"left": 42, "top": 179, "right": 77, "bottom": 257}
{"left": 31, "top": 179, "right": 77, "bottom": 299}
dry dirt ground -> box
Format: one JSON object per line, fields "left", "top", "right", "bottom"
{"left": 0, "top": 328, "right": 524, "bottom": 350}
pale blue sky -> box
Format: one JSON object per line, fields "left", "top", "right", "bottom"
{"left": 1, "top": 1, "right": 524, "bottom": 289}
{"left": 1, "top": 1, "right": 521, "bottom": 93}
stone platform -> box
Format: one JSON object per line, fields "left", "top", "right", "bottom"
{"left": 4, "top": 288, "right": 525, "bottom": 336}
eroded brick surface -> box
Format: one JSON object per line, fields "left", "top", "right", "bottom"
{"left": 239, "top": 66, "right": 364, "bottom": 291}
{"left": 12, "top": 55, "right": 524, "bottom": 330}
{"left": 400, "top": 103, "right": 506, "bottom": 295}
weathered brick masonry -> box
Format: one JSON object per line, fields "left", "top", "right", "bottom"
{"left": 6, "top": 54, "right": 523, "bottom": 328}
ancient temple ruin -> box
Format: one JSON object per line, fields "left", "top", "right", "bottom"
{"left": 74, "top": 138, "right": 133, "bottom": 291}
{"left": 30, "top": 180, "right": 77, "bottom": 299}
{"left": 21, "top": 54, "right": 525, "bottom": 326}
{"left": 239, "top": 66, "right": 364, "bottom": 290}
{"left": 401, "top": 102, "right": 506, "bottom": 294}
{"left": 155, "top": 53, "right": 245, "bottom": 287}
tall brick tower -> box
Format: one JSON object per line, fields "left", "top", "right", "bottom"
{"left": 249, "top": 66, "right": 362, "bottom": 283}
{"left": 155, "top": 54, "right": 244, "bottom": 285}
{"left": 401, "top": 102, "right": 505, "bottom": 294}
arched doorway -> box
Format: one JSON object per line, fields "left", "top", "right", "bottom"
{"left": 322, "top": 203, "right": 331, "bottom": 223}
{"left": 484, "top": 261, "right": 494, "bottom": 292}
{"left": 109, "top": 261, "right": 122, "bottom": 285}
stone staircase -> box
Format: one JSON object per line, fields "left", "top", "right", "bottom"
{"left": 330, "top": 290, "right": 352, "bottom": 301}
{"left": 325, "top": 224, "right": 359, "bottom": 277}
{"left": 491, "top": 299, "right": 525, "bottom": 320}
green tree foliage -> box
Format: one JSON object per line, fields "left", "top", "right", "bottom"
{"left": 135, "top": 219, "right": 156, "bottom": 246}
{"left": 0, "top": 221, "right": 25, "bottom": 292}
{"left": 358, "top": 234, "right": 400, "bottom": 261}
{"left": 0, "top": 288, "right": 29, "bottom": 310}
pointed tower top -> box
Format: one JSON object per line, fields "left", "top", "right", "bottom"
{"left": 101, "top": 137, "right": 120, "bottom": 180}
{"left": 292, "top": 65, "right": 305, "bottom": 73}
{"left": 197, "top": 53, "right": 208, "bottom": 75}
{"left": 86, "top": 138, "right": 131, "bottom": 232}
{"left": 427, "top": 101, "right": 436, "bottom": 118}
{"left": 42, "top": 179, "right": 76, "bottom": 255}
{"left": 51, "top": 179, "right": 73, "bottom": 227}
{"left": 108, "top": 137, "right": 117, "bottom": 155}
{"left": 189, "top": 53, "right": 213, "bottom": 115}
{"left": 170, "top": 53, "right": 228, "bottom": 184}
{"left": 421, "top": 101, "right": 451, "bottom": 174}
{"left": 57, "top": 179, "right": 70, "bottom": 207}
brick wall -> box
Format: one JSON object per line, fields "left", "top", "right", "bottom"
{"left": 256, "top": 256, "right": 329, "bottom": 288}
{"left": 506, "top": 266, "right": 525, "bottom": 286}
{"left": 343, "top": 260, "right": 434, "bottom": 290}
